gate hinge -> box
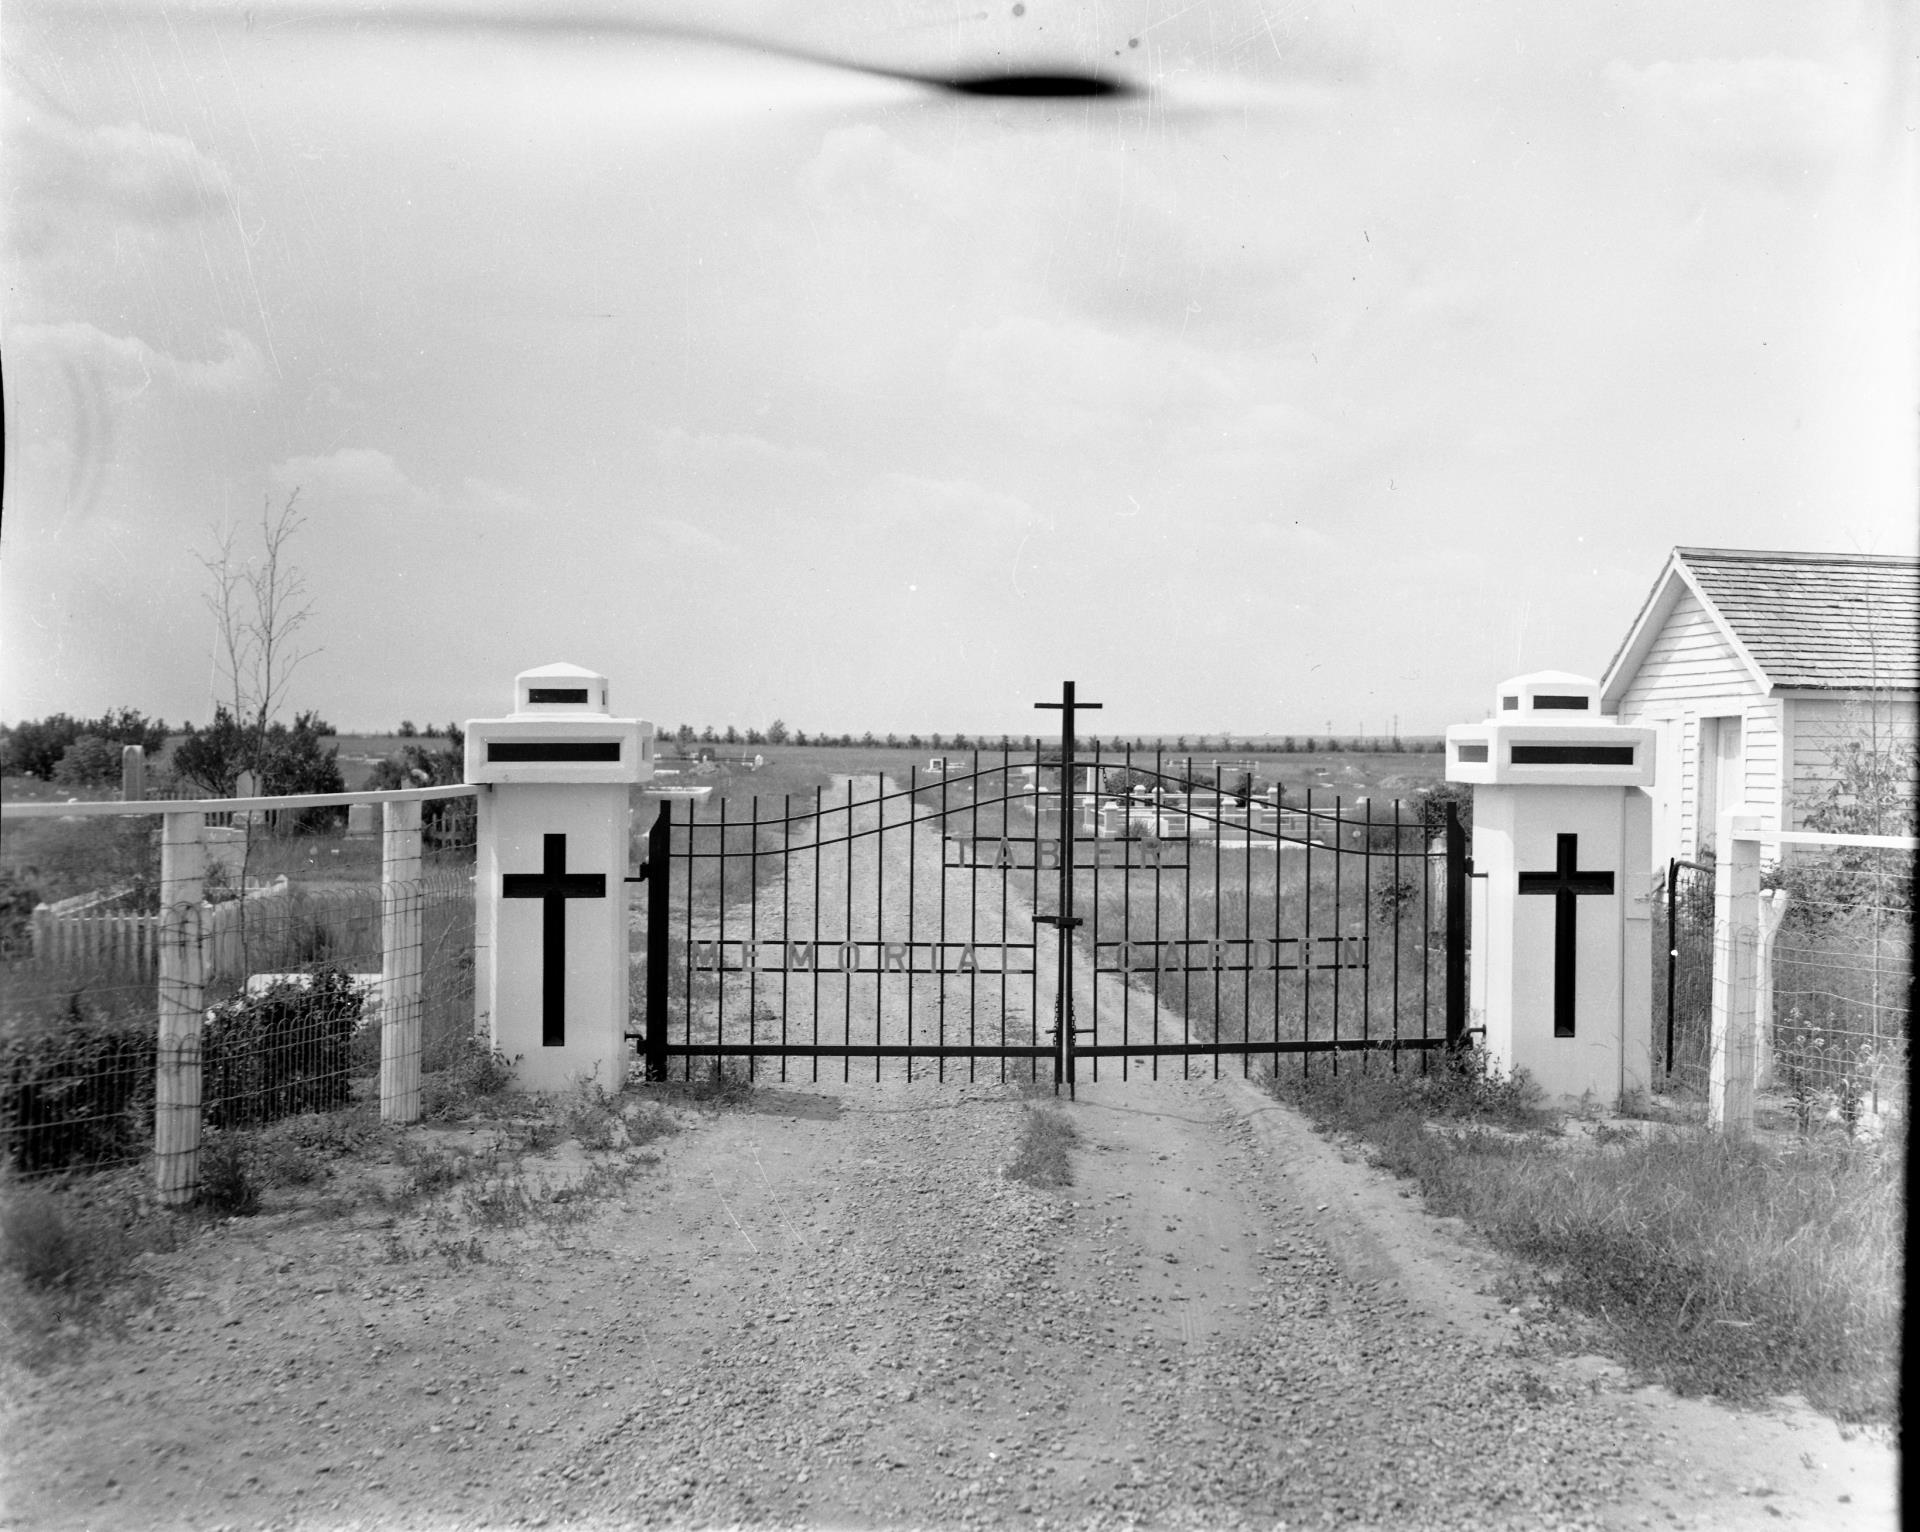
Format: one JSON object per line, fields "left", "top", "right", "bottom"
{"left": 624, "top": 862, "right": 651, "bottom": 884}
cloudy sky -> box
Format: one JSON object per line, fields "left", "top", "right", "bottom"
{"left": 4, "top": 1, "right": 1914, "bottom": 741}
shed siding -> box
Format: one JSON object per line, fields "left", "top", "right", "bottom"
{"left": 1744, "top": 698, "right": 1784, "bottom": 843}
{"left": 1615, "top": 589, "right": 1767, "bottom": 865}
{"left": 1616, "top": 590, "right": 1759, "bottom": 713}
{"left": 1786, "top": 695, "right": 1920, "bottom": 832}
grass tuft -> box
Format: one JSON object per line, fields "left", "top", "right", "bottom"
{"left": 1004, "top": 1104, "right": 1078, "bottom": 1188}
{"left": 0, "top": 1172, "right": 179, "bottom": 1366}
{"left": 421, "top": 1039, "right": 517, "bottom": 1121}
{"left": 1267, "top": 1054, "right": 1904, "bottom": 1423}
{"left": 649, "top": 1059, "right": 755, "bottom": 1110}
{"left": 195, "top": 1135, "right": 261, "bottom": 1216}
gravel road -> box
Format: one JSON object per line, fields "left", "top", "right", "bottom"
{"left": 2, "top": 774, "right": 1895, "bottom": 1530}
{"left": 2, "top": 1072, "right": 1895, "bottom": 1531}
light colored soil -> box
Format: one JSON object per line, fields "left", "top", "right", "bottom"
{"left": 1, "top": 776, "right": 1898, "bottom": 1530}
{"left": 1, "top": 1077, "right": 1896, "bottom": 1531}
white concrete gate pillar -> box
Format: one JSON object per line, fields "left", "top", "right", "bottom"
{"left": 1446, "top": 671, "right": 1656, "bottom": 1108}
{"left": 468, "top": 663, "right": 655, "bottom": 1093}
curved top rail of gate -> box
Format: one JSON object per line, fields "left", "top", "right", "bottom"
{"left": 662, "top": 750, "right": 1443, "bottom": 858}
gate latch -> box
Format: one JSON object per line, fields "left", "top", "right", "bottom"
{"left": 1033, "top": 915, "right": 1083, "bottom": 929}
{"left": 624, "top": 862, "right": 651, "bottom": 884}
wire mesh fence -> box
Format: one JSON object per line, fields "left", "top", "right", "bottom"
{"left": 1651, "top": 842, "right": 1912, "bottom": 1135}
{"left": 1, "top": 791, "right": 477, "bottom": 1185}
{"left": 1766, "top": 842, "right": 1911, "bottom": 1131}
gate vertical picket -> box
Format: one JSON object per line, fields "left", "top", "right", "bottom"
{"left": 1445, "top": 802, "right": 1468, "bottom": 1048}
{"left": 644, "top": 801, "right": 671, "bottom": 1082}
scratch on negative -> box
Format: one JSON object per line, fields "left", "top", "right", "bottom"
{"left": 751, "top": 1144, "right": 812, "bottom": 1251}
{"left": 710, "top": 1171, "right": 759, "bottom": 1252}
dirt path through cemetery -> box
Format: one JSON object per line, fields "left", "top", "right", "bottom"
{"left": 2, "top": 776, "right": 1898, "bottom": 1531}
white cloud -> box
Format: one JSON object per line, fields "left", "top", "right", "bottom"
{"left": 10, "top": 322, "right": 268, "bottom": 397}
{"left": 271, "top": 448, "right": 440, "bottom": 516}
{"left": 3, "top": 82, "right": 234, "bottom": 254}
{"left": 270, "top": 450, "right": 536, "bottom": 525}
{"left": 648, "top": 426, "right": 832, "bottom": 476}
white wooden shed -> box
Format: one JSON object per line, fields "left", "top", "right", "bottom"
{"left": 1599, "top": 547, "right": 1919, "bottom": 869}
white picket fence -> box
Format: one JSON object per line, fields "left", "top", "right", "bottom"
{"left": 29, "top": 877, "right": 293, "bottom": 979}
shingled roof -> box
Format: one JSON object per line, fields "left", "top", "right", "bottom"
{"left": 1603, "top": 547, "right": 1920, "bottom": 699}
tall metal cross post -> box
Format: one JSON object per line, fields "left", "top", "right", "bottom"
{"left": 1035, "top": 680, "right": 1101, "bottom": 1092}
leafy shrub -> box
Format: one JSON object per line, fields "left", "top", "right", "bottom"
{"left": 1413, "top": 779, "right": 1473, "bottom": 838}
{"left": 201, "top": 970, "right": 364, "bottom": 1130}
{"left": 1, "top": 710, "right": 169, "bottom": 782}
{"left": 172, "top": 707, "right": 346, "bottom": 831}
{"left": 0, "top": 871, "right": 42, "bottom": 953}
{"left": 366, "top": 744, "right": 477, "bottom": 855}
{"left": 52, "top": 736, "right": 125, "bottom": 789}
{"left": 1, "top": 994, "right": 156, "bottom": 1175}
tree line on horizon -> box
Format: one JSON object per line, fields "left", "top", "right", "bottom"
{"left": 660, "top": 721, "right": 1444, "bottom": 755}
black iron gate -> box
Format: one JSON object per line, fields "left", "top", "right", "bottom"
{"left": 1661, "top": 856, "right": 1716, "bottom": 1084}
{"left": 632, "top": 685, "right": 1467, "bottom": 1086}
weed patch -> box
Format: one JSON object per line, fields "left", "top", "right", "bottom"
{"left": 421, "top": 1040, "right": 517, "bottom": 1121}
{"left": 1005, "top": 1105, "right": 1078, "bottom": 1188}
{"left": 0, "top": 1172, "right": 179, "bottom": 1367}
{"left": 648, "top": 1060, "right": 754, "bottom": 1110}
{"left": 1266, "top": 1057, "right": 1904, "bottom": 1423}
{"left": 196, "top": 1134, "right": 261, "bottom": 1216}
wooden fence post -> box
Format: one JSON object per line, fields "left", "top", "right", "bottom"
{"left": 1708, "top": 809, "right": 1763, "bottom": 1136}
{"left": 381, "top": 799, "right": 425, "bottom": 1123}
{"left": 156, "top": 812, "right": 207, "bottom": 1206}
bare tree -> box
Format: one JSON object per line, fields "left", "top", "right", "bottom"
{"left": 199, "top": 489, "right": 319, "bottom": 745}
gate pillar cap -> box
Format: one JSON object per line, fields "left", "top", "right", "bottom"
{"left": 1490, "top": 670, "right": 1602, "bottom": 719}
{"left": 511, "top": 661, "right": 611, "bottom": 718}
{"left": 1446, "top": 671, "right": 1655, "bottom": 788}
{"left": 464, "top": 662, "right": 655, "bottom": 786}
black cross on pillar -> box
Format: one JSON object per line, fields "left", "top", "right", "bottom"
{"left": 502, "top": 833, "right": 606, "bottom": 1046}
{"left": 1517, "top": 833, "right": 1614, "bottom": 1037}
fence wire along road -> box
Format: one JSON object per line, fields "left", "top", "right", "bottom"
{"left": 2, "top": 787, "right": 477, "bottom": 1193}
{"left": 1657, "top": 835, "right": 1912, "bottom": 1135}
